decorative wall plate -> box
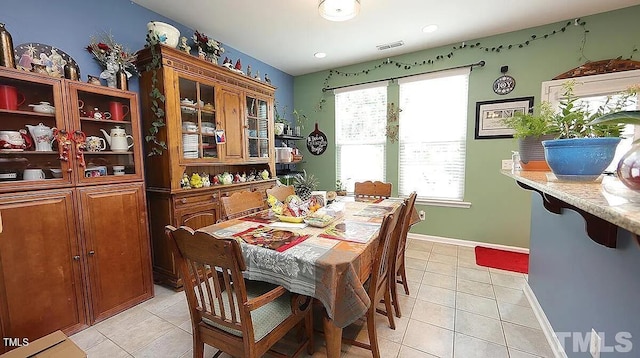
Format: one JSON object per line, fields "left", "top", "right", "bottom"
{"left": 14, "top": 43, "right": 78, "bottom": 78}
{"left": 493, "top": 74, "right": 516, "bottom": 95}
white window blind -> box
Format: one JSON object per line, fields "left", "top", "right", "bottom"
{"left": 398, "top": 68, "right": 470, "bottom": 201}
{"left": 335, "top": 82, "right": 388, "bottom": 192}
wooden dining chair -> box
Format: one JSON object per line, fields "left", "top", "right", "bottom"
{"left": 266, "top": 185, "right": 295, "bottom": 202}
{"left": 165, "top": 225, "right": 314, "bottom": 358}
{"left": 343, "top": 208, "right": 402, "bottom": 358}
{"left": 354, "top": 181, "right": 392, "bottom": 199}
{"left": 390, "top": 192, "right": 417, "bottom": 318}
{"left": 220, "top": 190, "right": 266, "bottom": 221}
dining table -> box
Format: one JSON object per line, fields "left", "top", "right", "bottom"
{"left": 198, "top": 195, "right": 416, "bottom": 358}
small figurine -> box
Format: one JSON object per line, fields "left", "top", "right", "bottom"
{"left": 179, "top": 36, "right": 191, "bottom": 54}
{"left": 264, "top": 73, "right": 271, "bottom": 84}
{"left": 246, "top": 65, "right": 252, "bottom": 77}
{"left": 234, "top": 59, "right": 242, "bottom": 71}
{"left": 190, "top": 173, "right": 203, "bottom": 188}
{"left": 221, "top": 172, "right": 233, "bottom": 185}
{"left": 201, "top": 173, "right": 210, "bottom": 187}
{"left": 212, "top": 174, "right": 220, "bottom": 185}
{"left": 87, "top": 74, "right": 101, "bottom": 86}
{"left": 239, "top": 172, "right": 247, "bottom": 182}
{"left": 222, "top": 57, "right": 232, "bottom": 69}
{"left": 197, "top": 46, "right": 206, "bottom": 60}
{"left": 234, "top": 172, "right": 241, "bottom": 183}
{"left": 181, "top": 173, "right": 191, "bottom": 189}
{"left": 254, "top": 70, "right": 261, "bottom": 81}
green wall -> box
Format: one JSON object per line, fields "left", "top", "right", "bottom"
{"left": 293, "top": 6, "right": 640, "bottom": 248}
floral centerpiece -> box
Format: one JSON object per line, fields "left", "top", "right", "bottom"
{"left": 86, "top": 32, "right": 138, "bottom": 87}
{"left": 192, "top": 30, "right": 225, "bottom": 64}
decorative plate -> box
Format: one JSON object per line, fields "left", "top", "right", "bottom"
{"left": 14, "top": 43, "right": 78, "bottom": 78}
{"left": 493, "top": 75, "right": 516, "bottom": 95}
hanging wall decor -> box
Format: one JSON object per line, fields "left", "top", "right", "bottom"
{"left": 307, "top": 123, "right": 328, "bottom": 155}
{"left": 386, "top": 102, "right": 401, "bottom": 143}
{"left": 493, "top": 65, "right": 515, "bottom": 95}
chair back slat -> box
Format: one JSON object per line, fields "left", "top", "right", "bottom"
{"left": 221, "top": 190, "right": 267, "bottom": 220}
{"left": 165, "top": 226, "right": 252, "bottom": 336}
{"left": 369, "top": 207, "right": 402, "bottom": 299}
{"left": 266, "top": 185, "right": 295, "bottom": 202}
{"left": 396, "top": 192, "right": 417, "bottom": 263}
{"left": 354, "top": 181, "right": 392, "bottom": 199}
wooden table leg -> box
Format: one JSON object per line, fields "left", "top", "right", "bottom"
{"left": 322, "top": 314, "right": 343, "bottom": 358}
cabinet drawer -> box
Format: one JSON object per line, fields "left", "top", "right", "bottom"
{"left": 174, "top": 190, "right": 220, "bottom": 208}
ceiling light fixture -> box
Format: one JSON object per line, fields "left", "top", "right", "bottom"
{"left": 422, "top": 24, "right": 438, "bottom": 33}
{"left": 314, "top": 52, "right": 327, "bottom": 58}
{"left": 319, "top": 0, "right": 361, "bottom": 22}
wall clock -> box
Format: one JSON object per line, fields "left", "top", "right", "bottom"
{"left": 493, "top": 66, "right": 515, "bottom": 95}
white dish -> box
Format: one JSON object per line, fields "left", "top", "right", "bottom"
{"left": 181, "top": 106, "right": 196, "bottom": 114}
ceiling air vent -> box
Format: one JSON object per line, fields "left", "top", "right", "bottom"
{"left": 376, "top": 40, "right": 404, "bottom": 51}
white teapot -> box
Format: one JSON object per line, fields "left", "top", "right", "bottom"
{"left": 100, "top": 126, "right": 134, "bottom": 152}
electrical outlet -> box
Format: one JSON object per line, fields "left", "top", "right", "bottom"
{"left": 590, "top": 329, "right": 601, "bottom": 358}
{"left": 501, "top": 159, "right": 513, "bottom": 170}
{"left": 419, "top": 210, "right": 426, "bottom": 221}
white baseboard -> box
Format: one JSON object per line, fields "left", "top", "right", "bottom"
{"left": 407, "top": 233, "right": 530, "bottom": 254}
{"left": 524, "top": 283, "right": 567, "bottom": 358}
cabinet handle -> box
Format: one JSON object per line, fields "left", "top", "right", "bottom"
{"left": 88, "top": 250, "right": 95, "bottom": 256}
{"left": 73, "top": 255, "right": 80, "bottom": 260}
{"left": 181, "top": 198, "right": 187, "bottom": 204}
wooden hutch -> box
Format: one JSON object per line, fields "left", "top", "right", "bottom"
{"left": 136, "top": 45, "right": 277, "bottom": 289}
{"left": 0, "top": 66, "right": 152, "bottom": 352}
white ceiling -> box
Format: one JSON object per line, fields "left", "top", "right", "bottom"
{"left": 132, "top": 0, "right": 640, "bottom": 76}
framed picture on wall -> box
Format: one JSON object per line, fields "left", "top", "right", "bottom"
{"left": 474, "top": 96, "right": 534, "bottom": 139}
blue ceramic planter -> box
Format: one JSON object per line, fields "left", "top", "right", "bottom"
{"left": 542, "top": 137, "right": 621, "bottom": 181}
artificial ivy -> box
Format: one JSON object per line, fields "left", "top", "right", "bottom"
{"left": 144, "top": 31, "right": 167, "bottom": 156}
{"left": 316, "top": 19, "right": 631, "bottom": 111}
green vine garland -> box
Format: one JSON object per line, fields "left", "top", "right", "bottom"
{"left": 144, "top": 31, "right": 167, "bottom": 156}
{"left": 316, "top": 19, "right": 637, "bottom": 111}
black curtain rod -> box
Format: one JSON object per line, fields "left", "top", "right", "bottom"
{"left": 321, "top": 60, "right": 486, "bottom": 92}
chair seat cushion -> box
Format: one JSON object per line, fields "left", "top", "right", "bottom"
{"left": 202, "top": 280, "right": 292, "bottom": 342}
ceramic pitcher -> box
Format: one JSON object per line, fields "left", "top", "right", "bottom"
{"left": 26, "top": 123, "right": 53, "bottom": 151}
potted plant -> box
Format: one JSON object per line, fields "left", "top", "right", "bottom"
{"left": 541, "top": 80, "right": 636, "bottom": 181}
{"left": 502, "top": 101, "right": 557, "bottom": 171}
{"left": 274, "top": 102, "right": 287, "bottom": 136}
{"left": 589, "top": 109, "right": 640, "bottom": 189}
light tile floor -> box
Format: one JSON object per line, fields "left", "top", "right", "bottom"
{"left": 70, "top": 239, "right": 555, "bottom": 358}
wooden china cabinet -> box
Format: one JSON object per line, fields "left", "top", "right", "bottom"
{"left": 137, "top": 45, "right": 277, "bottom": 289}
{"left": 0, "top": 67, "right": 152, "bottom": 352}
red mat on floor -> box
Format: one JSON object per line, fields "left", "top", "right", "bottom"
{"left": 475, "top": 246, "right": 529, "bottom": 274}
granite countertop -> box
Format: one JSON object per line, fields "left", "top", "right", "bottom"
{"left": 501, "top": 170, "right": 640, "bottom": 236}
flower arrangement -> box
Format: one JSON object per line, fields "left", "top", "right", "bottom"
{"left": 86, "top": 32, "right": 138, "bottom": 77}
{"left": 192, "top": 30, "right": 225, "bottom": 63}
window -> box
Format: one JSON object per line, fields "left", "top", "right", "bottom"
{"left": 398, "top": 68, "right": 470, "bottom": 202}
{"left": 335, "top": 82, "right": 388, "bottom": 192}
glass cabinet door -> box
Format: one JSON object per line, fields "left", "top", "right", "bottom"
{"left": 246, "top": 96, "right": 270, "bottom": 160}
{"left": 68, "top": 83, "right": 143, "bottom": 185}
{"left": 178, "top": 76, "right": 219, "bottom": 162}
{"left": 0, "top": 69, "right": 70, "bottom": 193}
